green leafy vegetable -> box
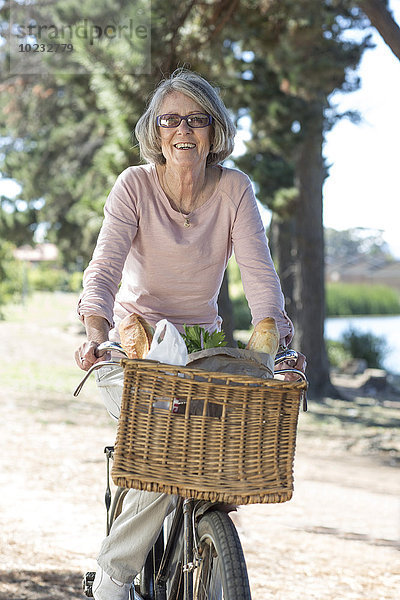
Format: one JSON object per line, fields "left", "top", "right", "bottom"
{"left": 181, "top": 325, "right": 227, "bottom": 353}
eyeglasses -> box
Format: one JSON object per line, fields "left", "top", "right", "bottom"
{"left": 156, "top": 113, "right": 212, "bottom": 128}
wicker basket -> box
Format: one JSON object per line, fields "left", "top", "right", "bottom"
{"left": 112, "top": 359, "right": 307, "bottom": 505}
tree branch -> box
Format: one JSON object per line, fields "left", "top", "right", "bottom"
{"left": 360, "top": 0, "right": 400, "bottom": 61}
{"left": 206, "top": 0, "right": 241, "bottom": 42}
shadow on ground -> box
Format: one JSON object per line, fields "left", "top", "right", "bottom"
{"left": 0, "top": 570, "right": 82, "bottom": 600}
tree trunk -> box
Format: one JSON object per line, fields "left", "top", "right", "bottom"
{"left": 217, "top": 269, "right": 236, "bottom": 346}
{"left": 269, "top": 215, "right": 296, "bottom": 320}
{"left": 292, "top": 104, "right": 333, "bottom": 398}
{"left": 360, "top": 0, "right": 400, "bottom": 61}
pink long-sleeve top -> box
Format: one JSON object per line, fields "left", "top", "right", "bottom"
{"left": 77, "top": 163, "right": 293, "bottom": 345}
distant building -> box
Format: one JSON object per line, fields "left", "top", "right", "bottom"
{"left": 13, "top": 243, "right": 58, "bottom": 264}
{"left": 326, "top": 255, "right": 400, "bottom": 291}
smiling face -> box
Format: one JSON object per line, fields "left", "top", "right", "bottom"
{"left": 157, "top": 91, "right": 212, "bottom": 171}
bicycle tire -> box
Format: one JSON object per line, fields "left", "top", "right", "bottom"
{"left": 194, "top": 510, "right": 251, "bottom": 600}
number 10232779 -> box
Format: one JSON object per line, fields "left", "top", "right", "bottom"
{"left": 18, "top": 43, "right": 74, "bottom": 52}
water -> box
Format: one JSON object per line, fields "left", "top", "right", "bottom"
{"left": 325, "top": 315, "right": 400, "bottom": 375}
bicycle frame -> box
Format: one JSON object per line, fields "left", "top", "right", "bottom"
{"left": 103, "top": 446, "right": 238, "bottom": 600}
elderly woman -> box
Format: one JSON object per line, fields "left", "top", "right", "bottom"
{"left": 75, "top": 69, "right": 302, "bottom": 600}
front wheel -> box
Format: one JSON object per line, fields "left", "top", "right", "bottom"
{"left": 194, "top": 511, "right": 251, "bottom": 600}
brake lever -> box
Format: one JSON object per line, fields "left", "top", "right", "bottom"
{"left": 73, "top": 360, "right": 121, "bottom": 397}
{"left": 74, "top": 342, "right": 128, "bottom": 397}
{"left": 274, "top": 368, "right": 308, "bottom": 411}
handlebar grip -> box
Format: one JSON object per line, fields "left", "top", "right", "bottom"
{"left": 274, "top": 348, "right": 298, "bottom": 366}
{"left": 95, "top": 341, "right": 128, "bottom": 358}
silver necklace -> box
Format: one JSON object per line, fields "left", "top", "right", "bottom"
{"left": 178, "top": 207, "right": 191, "bottom": 228}
{"left": 162, "top": 172, "right": 205, "bottom": 228}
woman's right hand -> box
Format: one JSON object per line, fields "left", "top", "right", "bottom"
{"left": 75, "top": 315, "right": 111, "bottom": 371}
{"left": 75, "top": 340, "right": 111, "bottom": 371}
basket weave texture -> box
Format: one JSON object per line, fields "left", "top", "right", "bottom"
{"left": 112, "top": 359, "right": 307, "bottom": 505}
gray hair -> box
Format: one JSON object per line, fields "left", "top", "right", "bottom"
{"left": 135, "top": 69, "right": 236, "bottom": 166}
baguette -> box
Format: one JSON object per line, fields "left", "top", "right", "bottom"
{"left": 119, "top": 313, "right": 153, "bottom": 359}
{"left": 245, "top": 317, "right": 280, "bottom": 357}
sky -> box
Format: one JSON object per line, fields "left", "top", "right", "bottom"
{"left": 1, "top": 4, "right": 400, "bottom": 256}
{"left": 322, "top": 1, "right": 400, "bottom": 258}
{"left": 234, "top": 3, "right": 400, "bottom": 258}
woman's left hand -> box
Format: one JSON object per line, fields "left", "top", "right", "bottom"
{"left": 275, "top": 351, "right": 307, "bottom": 382}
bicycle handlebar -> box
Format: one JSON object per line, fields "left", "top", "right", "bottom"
{"left": 74, "top": 345, "right": 306, "bottom": 399}
{"left": 95, "top": 343, "right": 302, "bottom": 369}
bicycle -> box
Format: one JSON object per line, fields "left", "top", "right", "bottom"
{"left": 75, "top": 342, "right": 307, "bottom": 600}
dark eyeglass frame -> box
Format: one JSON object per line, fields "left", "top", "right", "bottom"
{"left": 156, "top": 113, "right": 213, "bottom": 128}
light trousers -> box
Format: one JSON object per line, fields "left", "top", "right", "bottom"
{"left": 95, "top": 365, "right": 178, "bottom": 583}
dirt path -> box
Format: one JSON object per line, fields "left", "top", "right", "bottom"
{"left": 0, "top": 293, "right": 399, "bottom": 599}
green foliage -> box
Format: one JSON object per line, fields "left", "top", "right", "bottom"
{"left": 228, "top": 273, "right": 400, "bottom": 332}
{"left": 227, "top": 258, "right": 252, "bottom": 331}
{"left": 25, "top": 264, "right": 83, "bottom": 293}
{"left": 0, "top": 0, "right": 245, "bottom": 267}
{"left": 0, "top": 0, "right": 152, "bottom": 266}
{"left": 226, "top": 258, "right": 242, "bottom": 298}
{"left": 1, "top": 0, "right": 372, "bottom": 268}
{"left": 326, "top": 283, "right": 400, "bottom": 316}
{"left": 0, "top": 199, "right": 38, "bottom": 248}
{"left": 342, "top": 328, "right": 388, "bottom": 369}
{"left": 231, "top": 296, "right": 252, "bottom": 331}
{"left": 181, "top": 325, "right": 227, "bottom": 354}
{"left": 221, "top": 2, "right": 372, "bottom": 395}
{"left": 325, "top": 228, "right": 393, "bottom": 263}
{"left": 27, "top": 265, "right": 69, "bottom": 292}
{"left": 230, "top": 1, "right": 371, "bottom": 213}
{"left": 0, "top": 242, "right": 24, "bottom": 316}
{"left": 68, "top": 271, "right": 84, "bottom": 293}
{"left": 325, "top": 339, "right": 352, "bottom": 369}
{"left": 326, "top": 328, "right": 388, "bottom": 370}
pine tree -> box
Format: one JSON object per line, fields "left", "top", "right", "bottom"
{"left": 0, "top": 0, "right": 240, "bottom": 265}
{"left": 213, "top": 0, "right": 372, "bottom": 396}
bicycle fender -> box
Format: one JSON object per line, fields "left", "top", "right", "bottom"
{"left": 194, "top": 501, "right": 237, "bottom": 522}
